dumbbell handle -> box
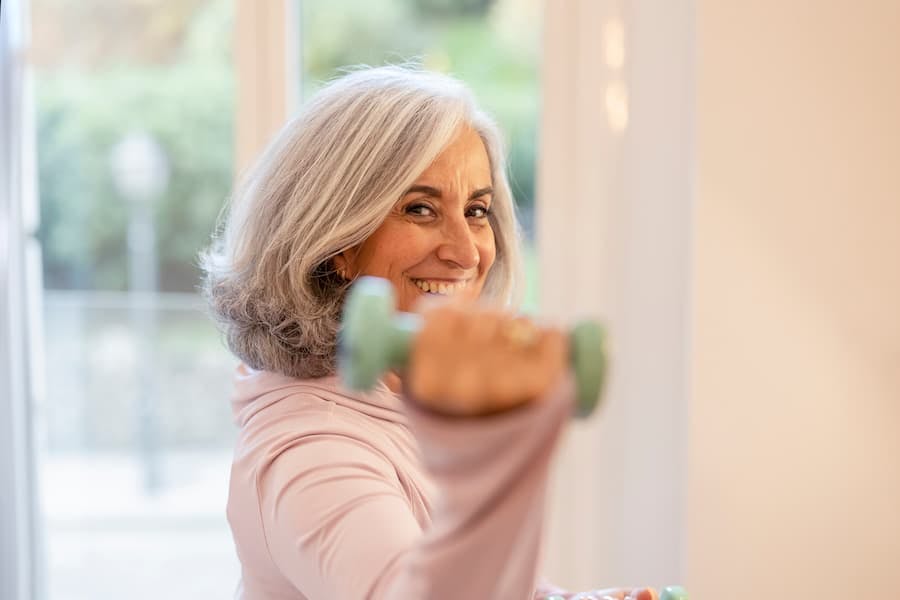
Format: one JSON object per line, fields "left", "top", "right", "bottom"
{"left": 339, "top": 277, "right": 607, "bottom": 417}
{"left": 378, "top": 311, "right": 423, "bottom": 371}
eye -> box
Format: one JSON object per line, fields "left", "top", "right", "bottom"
{"left": 466, "top": 204, "right": 491, "bottom": 219}
{"left": 405, "top": 203, "right": 436, "bottom": 217}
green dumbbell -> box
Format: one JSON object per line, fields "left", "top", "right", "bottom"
{"left": 660, "top": 586, "right": 690, "bottom": 600}
{"left": 338, "top": 276, "right": 608, "bottom": 418}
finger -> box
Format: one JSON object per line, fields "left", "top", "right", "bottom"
{"left": 452, "top": 308, "right": 506, "bottom": 413}
{"left": 427, "top": 303, "right": 464, "bottom": 341}
{"left": 528, "top": 328, "right": 567, "bottom": 395}
{"left": 500, "top": 315, "right": 540, "bottom": 349}
{"left": 539, "top": 326, "right": 569, "bottom": 368}
{"left": 472, "top": 308, "right": 505, "bottom": 346}
{"left": 629, "top": 588, "right": 658, "bottom": 600}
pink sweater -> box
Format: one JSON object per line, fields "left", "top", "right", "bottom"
{"left": 226, "top": 364, "right": 575, "bottom": 600}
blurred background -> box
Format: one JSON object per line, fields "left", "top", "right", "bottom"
{"left": 5, "top": 1, "right": 543, "bottom": 598}
{"left": 2, "top": 1, "right": 899, "bottom": 600}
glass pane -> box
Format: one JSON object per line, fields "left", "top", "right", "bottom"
{"left": 300, "top": 0, "right": 542, "bottom": 311}
{"left": 30, "top": 1, "right": 239, "bottom": 598}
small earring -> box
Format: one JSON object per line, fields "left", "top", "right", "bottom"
{"left": 338, "top": 268, "right": 348, "bottom": 280}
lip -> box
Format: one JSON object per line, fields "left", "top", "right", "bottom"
{"left": 407, "top": 276, "right": 474, "bottom": 283}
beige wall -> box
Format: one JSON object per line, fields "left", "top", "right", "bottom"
{"left": 690, "top": 1, "right": 900, "bottom": 597}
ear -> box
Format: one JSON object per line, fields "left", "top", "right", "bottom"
{"left": 332, "top": 248, "right": 356, "bottom": 279}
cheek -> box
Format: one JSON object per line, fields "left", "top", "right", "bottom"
{"left": 477, "top": 229, "right": 497, "bottom": 273}
{"left": 357, "top": 225, "right": 433, "bottom": 275}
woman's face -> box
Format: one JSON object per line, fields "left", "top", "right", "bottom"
{"left": 336, "top": 126, "right": 497, "bottom": 312}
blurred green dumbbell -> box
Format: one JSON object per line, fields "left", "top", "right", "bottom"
{"left": 660, "top": 586, "right": 689, "bottom": 600}
{"left": 338, "top": 276, "right": 608, "bottom": 418}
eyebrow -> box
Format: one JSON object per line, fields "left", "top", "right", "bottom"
{"left": 404, "top": 185, "right": 494, "bottom": 201}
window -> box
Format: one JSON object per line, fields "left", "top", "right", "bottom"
{"left": 29, "top": 1, "right": 239, "bottom": 597}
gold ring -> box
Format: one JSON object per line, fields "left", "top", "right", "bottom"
{"left": 502, "top": 318, "right": 539, "bottom": 348}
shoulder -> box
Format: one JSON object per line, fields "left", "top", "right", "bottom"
{"left": 237, "top": 389, "right": 399, "bottom": 475}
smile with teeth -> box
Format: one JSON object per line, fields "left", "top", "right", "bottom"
{"left": 411, "top": 278, "right": 471, "bottom": 295}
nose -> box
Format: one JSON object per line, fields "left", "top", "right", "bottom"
{"left": 436, "top": 215, "right": 480, "bottom": 270}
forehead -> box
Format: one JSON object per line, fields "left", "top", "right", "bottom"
{"left": 415, "top": 126, "right": 491, "bottom": 182}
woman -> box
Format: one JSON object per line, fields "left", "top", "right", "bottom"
{"left": 202, "top": 66, "right": 654, "bottom": 600}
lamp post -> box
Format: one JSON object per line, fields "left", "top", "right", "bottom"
{"left": 109, "top": 132, "right": 169, "bottom": 494}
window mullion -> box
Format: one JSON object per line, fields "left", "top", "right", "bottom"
{"left": 1, "top": 1, "right": 41, "bottom": 599}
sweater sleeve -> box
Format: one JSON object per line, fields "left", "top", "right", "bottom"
{"left": 257, "top": 374, "right": 575, "bottom": 600}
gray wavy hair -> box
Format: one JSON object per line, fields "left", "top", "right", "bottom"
{"left": 200, "top": 65, "right": 524, "bottom": 379}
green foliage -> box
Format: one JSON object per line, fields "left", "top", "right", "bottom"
{"left": 36, "top": 1, "right": 234, "bottom": 291}
{"left": 37, "top": 0, "right": 538, "bottom": 292}
{"left": 411, "top": 0, "right": 495, "bottom": 18}
{"left": 302, "top": 0, "right": 539, "bottom": 212}
{"left": 301, "top": 0, "right": 427, "bottom": 89}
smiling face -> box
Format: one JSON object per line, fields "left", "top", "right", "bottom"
{"left": 335, "top": 126, "right": 497, "bottom": 312}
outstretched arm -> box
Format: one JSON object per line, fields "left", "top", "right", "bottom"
{"left": 257, "top": 376, "right": 574, "bottom": 600}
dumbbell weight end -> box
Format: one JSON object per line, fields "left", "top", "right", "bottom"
{"left": 660, "top": 586, "right": 689, "bottom": 600}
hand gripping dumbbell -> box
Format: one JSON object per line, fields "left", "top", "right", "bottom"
{"left": 339, "top": 281, "right": 688, "bottom": 598}
{"left": 338, "top": 276, "right": 608, "bottom": 418}
{"left": 545, "top": 586, "right": 689, "bottom": 600}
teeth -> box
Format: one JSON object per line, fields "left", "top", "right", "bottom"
{"left": 413, "top": 279, "right": 469, "bottom": 295}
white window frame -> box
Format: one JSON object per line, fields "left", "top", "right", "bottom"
{"left": 234, "top": 0, "right": 298, "bottom": 175}
{"left": 1, "top": 1, "right": 43, "bottom": 599}
{"left": 537, "top": 0, "right": 692, "bottom": 591}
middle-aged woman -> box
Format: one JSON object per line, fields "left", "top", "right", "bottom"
{"left": 202, "top": 66, "right": 655, "bottom": 600}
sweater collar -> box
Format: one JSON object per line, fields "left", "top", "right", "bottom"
{"left": 231, "top": 364, "right": 407, "bottom": 427}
